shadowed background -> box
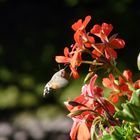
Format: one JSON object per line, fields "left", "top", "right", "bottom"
{"left": 0, "top": 0, "right": 140, "bottom": 140}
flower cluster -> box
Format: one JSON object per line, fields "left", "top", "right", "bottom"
{"left": 55, "top": 15, "right": 125, "bottom": 79}
{"left": 55, "top": 16, "right": 140, "bottom": 140}
{"left": 64, "top": 75, "right": 116, "bottom": 139}
{"left": 103, "top": 70, "right": 140, "bottom": 103}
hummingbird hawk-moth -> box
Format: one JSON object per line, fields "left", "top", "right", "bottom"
{"left": 43, "top": 69, "right": 69, "bottom": 96}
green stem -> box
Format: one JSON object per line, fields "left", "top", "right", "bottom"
{"left": 84, "top": 48, "right": 93, "bottom": 56}
{"left": 81, "top": 60, "right": 103, "bottom": 66}
{"left": 134, "top": 126, "right": 140, "bottom": 134}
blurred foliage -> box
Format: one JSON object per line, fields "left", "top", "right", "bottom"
{"left": 0, "top": 0, "right": 140, "bottom": 139}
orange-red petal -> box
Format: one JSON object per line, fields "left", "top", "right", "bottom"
{"left": 105, "top": 47, "right": 117, "bottom": 60}
{"left": 70, "top": 121, "right": 81, "bottom": 140}
{"left": 101, "top": 23, "right": 113, "bottom": 36}
{"left": 64, "top": 47, "right": 69, "bottom": 57}
{"left": 110, "top": 38, "right": 125, "bottom": 49}
{"left": 90, "top": 24, "right": 101, "bottom": 35}
{"left": 71, "top": 19, "right": 82, "bottom": 31}
{"left": 90, "top": 23, "right": 113, "bottom": 42}
{"left": 77, "top": 122, "right": 90, "bottom": 140}
{"left": 109, "top": 93, "right": 119, "bottom": 103}
{"left": 71, "top": 15, "right": 91, "bottom": 31}
{"left": 70, "top": 65, "right": 79, "bottom": 79}
{"left": 123, "top": 70, "right": 133, "bottom": 83}
{"left": 92, "top": 45, "right": 104, "bottom": 58}
{"left": 82, "top": 15, "right": 91, "bottom": 28}
{"left": 55, "top": 56, "right": 70, "bottom": 63}
{"left": 134, "top": 80, "right": 140, "bottom": 89}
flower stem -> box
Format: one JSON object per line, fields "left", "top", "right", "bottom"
{"left": 81, "top": 60, "right": 103, "bottom": 66}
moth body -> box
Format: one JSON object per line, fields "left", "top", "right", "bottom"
{"left": 43, "top": 69, "right": 69, "bottom": 96}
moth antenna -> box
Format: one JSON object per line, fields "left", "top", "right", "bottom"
{"left": 70, "top": 71, "right": 73, "bottom": 77}
{"left": 58, "top": 64, "right": 61, "bottom": 70}
{"left": 54, "top": 64, "right": 61, "bottom": 72}
{"left": 54, "top": 66, "right": 59, "bottom": 72}
{"left": 63, "top": 64, "right": 69, "bottom": 70}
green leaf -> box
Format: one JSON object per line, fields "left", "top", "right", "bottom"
{"left": 101, "top": 126, "right": 124, "bottom": 140}
{"left": 114, "top": 89, "right": 140, "bottom": 124}
{"left": 101, "top": 125, "right": 136, "bottom": 140}
{"left": 101, "top": 134, "right": 117, "bottom": 140}
{"left": 130, "top": 89, "right": 140, "bottom": 106}
{"left": 91, "top": 117, "right": 102, "bottom": 140}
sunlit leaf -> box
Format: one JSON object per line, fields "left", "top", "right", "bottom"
{"left": 114, "top": 89, "right": 140, "bottom": 124}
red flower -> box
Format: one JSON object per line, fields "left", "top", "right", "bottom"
{"left": 102, "top": 70, "right": 135, "bottom": 103}
{"left": 119, "top": 69, "right": 140, "bottom": 95}
{"left": 82, "top": 74, "right": 103, "bottom": 97}
{"left": 103, "top": 75, "right": 126, "bottom": 103}
{"left": 55, "top": 46, "right": 82, "bottom": 78}
{"left": 65, "top": 96, "right": 94, "bottom": 140}
{"left": 134, "top": 80, "right": 140, "bottom": 89}
{"left": 70, "top": 117, "right": 91, "bottom": 140}
{"left": 101, "top": 99, "right": 115, "bottom": 116}
{"left": 72, "top": 15, "right": 95, "bottom": 48}
{"left": 102, "top": 74, "right": 119, "bottom": 91}
{"left": 77, "top": 121, "right": 90, "bottom": 140}
{"left": 119, "top": 69, "right": 133, "bottom": 84}
{"left": 90, "top": 23, "right": 113, "bottom": 43}
{"left": 70, "top": 118, "right": 81, "bottom": 140}
{"left": 109, "top": 92, "right": 124, "bottom": 103}
{"left": 91, "top": 23, "right": 125, "bottom": 60}
{"left": 64, "top": 74, "right": 116, "bottom": 140}
{"left": 72, "top": 15, "right": 91, "bottom": 31}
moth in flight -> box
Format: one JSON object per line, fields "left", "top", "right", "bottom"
{"left": 43, "top": 69, "right": 70, "bottom": 96}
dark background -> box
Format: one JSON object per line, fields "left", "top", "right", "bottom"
{"left": 0, "top": 0, "right": 140, "bottom": 140}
